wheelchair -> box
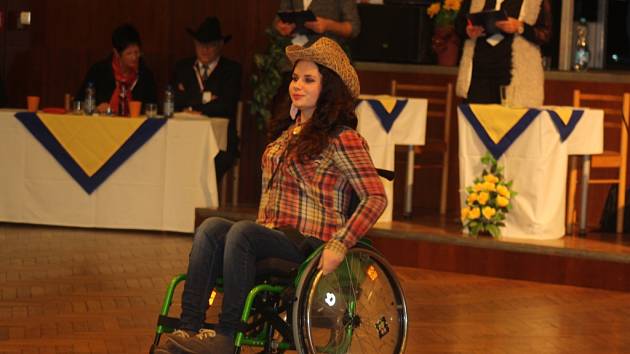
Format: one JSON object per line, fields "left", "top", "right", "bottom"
{"left": 151, "top": 171, "right": 408, "bottom": 353}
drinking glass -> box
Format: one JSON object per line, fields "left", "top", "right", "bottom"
{"left": 542, "top": 56, "right": 551, "bottom": 71}
{"left": 129, "top": 101, "right": 142, "bottom": 117}
{"left": 26, "top": 96, "right": 40, "bottom": 112}
{"left": 145, "top": 103, "right": 158, "bottom": 118}
{"left": 499, "top": 85, "right": 508, "bottom": 106}
{"left": 72, "top": 100, "right": 83, "bottom": 115}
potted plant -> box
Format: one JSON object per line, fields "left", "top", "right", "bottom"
{"left": 427, "top": 0, "right": 462, "bottom": 66}
{"left": 250, "top": 28, "right": 292, "bottom": 130}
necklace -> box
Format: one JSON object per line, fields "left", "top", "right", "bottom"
{"left": 292, "top": 124, "right": 303, "bottom": 135}
{"left": 292, "top": 116, "right": 304, "bottom": 135}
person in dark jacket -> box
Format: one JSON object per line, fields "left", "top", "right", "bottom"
{"left": 173, "top": 17, "right": 242, "bottom": 184}
{"left": 455, "top": 0, "right": 552, "bottom": 107}
{"left": 274, "top": 0, "right": 361, "bottom": 46}
{"left": 76, "top": 24, "right": 157, "bottom": 114}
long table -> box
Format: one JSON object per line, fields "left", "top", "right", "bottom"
{"left": 356, "top": 96, "right": 428, "bottom": 222}
{"left": 0, "top": 110, "right": 227, "bottom": 233}
{"left": 458, "top": 105, "right": 603, "bottom": 239}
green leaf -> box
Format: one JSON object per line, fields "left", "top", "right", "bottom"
{"left": 487, "top": 224, "right": 501, "bottom": 237}
{"left": 249, "top": 28, "right": 292, "bottom": 130}
{"left": 470, "top": 222, "right": 482, "bottom": 236}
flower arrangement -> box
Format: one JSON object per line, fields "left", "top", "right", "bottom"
{"left": 427, "top": 0, "right": 462, "bottom": 27}
{"left": 461, "top": 153, "right": 516, "bottom": 238}
{"left": 427, "top": 0, "right": 462, "bottom": 66}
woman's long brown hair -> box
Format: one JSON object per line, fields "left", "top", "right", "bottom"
{"left": 268, "top": 63, "right": 357, "bottom": 162}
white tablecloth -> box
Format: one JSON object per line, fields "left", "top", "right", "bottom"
{"left": 356, "top": 97, "right": 428, "bottom": 222}
{"left": 0, "top": 110, "right": 227, "bottom": 232}
{"left": 458, "top": 107, "right": 603, "bottom": 239}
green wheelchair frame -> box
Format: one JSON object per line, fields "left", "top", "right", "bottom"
{"left": 150, "top": 239, "right": 408, "bottom": 354}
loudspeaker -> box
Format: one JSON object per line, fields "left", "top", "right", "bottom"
{"left": 350, "top": 3, "right": 432, "bottom": 64}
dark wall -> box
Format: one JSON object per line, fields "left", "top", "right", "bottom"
{"left": 1, "top": 0, "right": 279, "bottom": 106}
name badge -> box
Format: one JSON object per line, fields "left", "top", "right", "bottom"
{"left": 202, "top": 91, "right": 212, "bottom": 104}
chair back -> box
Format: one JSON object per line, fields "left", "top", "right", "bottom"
{"left": 232, "top": 100, "right": 244, "bottom": 205}
{"left": 573, "top": 90, "right": 629, "bottom": 172}
{"left": 569, "top": 89, "right": 630, "bottom": 233}
{"left": 390, "top": 80, "right": 453, "bottom": 215}
{"left": 346, "top": 169, "right": 394, "bottom": 219}
{"left": 390, "top": 81, "right": 453, "bottom": 146}
{"left": 220, "top": 100, "right": 244, "bottom": 206}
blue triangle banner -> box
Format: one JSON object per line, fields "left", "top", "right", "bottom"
{"left": 366, "top": 99, "right": 408, "bottom": 133}
{"left": 546, "top": 109, "right": 584, "bottom": 142}
{"left": 15, "top": 112, "right": 166, "bottom": 194}
{"left": 460, "top": 104, "right": 540, "bottom": 159}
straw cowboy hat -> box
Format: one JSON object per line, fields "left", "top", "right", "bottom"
{"left": 187, "top": 17, "right": 232, "bottom": 43}
{"left": 285, "top": 37, "right": 360, "bottom": 98}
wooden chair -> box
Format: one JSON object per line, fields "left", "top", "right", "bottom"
{"left": 220, "top": 100, "right": 243, "bottom": 206}
{"left": 566, "top": 90, "right": 630, "bottom": 234}
{"left": 390, "top": 80, "right": 453, "bottom": 216}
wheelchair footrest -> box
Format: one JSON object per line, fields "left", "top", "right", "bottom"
{"left": 157, "top": 315, "right": 180, "bottom": 330}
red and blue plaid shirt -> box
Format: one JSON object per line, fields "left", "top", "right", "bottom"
{"left": 257, "top": 126, "right": 387, "bottom": 248}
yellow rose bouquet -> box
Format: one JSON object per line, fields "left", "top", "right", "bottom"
{"left": 461, "top": 153, "right": 516, "bottom": 237}
{"left": 427, "top": 0, "right": 462, "bottom": 27}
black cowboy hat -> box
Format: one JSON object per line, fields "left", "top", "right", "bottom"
{"left": 186, "top": 17, "right": 232, "bottom": 43}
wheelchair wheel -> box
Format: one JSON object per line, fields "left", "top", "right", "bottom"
{"left": 292, "top": 247, "right": 407, "bottom": 354}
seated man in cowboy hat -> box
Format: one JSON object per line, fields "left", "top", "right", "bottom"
{"left": 173, "top": 16, "right": 242, "bottom": 184}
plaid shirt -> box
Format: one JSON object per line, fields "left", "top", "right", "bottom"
{"left": 257, "top": 126, "right": 387, "bottom": 248}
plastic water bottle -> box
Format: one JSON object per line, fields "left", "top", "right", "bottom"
{"left": 573, "top": 18, "right": 590, "bottom": 71}
{"left": 84, "top": 82, "right": 95, "bottom": 115}
{"left": 163, "top": 85, "right": 174, "bottom": 118}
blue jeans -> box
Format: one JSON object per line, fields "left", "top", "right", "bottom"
{"left": 179, "top": 217, "right": 306, "bottom": 335}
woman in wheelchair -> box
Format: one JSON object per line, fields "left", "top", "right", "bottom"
{"left": 156, "top": 37, "right": 394, "bottom": 354}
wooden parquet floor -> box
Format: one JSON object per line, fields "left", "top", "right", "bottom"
{"left": 1, "top": 223, "right": 630, "bottom": 354}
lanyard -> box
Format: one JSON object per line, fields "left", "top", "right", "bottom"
{"left": 118, "top": 78, "right": 138, "bottom": 93}
{"left": 193, "top": 65, "right": 206, "bottom": 93}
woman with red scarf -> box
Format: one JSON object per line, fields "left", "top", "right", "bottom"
{"left": 76, "top": 24, "right": 157, "bottom": 115}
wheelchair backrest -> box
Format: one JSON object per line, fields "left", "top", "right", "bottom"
{"left": 346, "top": 168, "right": 394, "bottom": 218}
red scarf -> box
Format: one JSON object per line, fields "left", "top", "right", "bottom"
{"left": 109, "top": 56, "right": 138, "bottom": 114}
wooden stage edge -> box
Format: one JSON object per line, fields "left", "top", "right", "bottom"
{"left": 196, "top": 207, "right": 630, "bottom": 293}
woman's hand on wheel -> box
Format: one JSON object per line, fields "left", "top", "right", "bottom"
{"left": 318, "top": 249, "right": 344, "bottom": 275}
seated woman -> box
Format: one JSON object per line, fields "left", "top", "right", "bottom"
{"left": 155, "top": 37, "right": 386, "bottom": 354}
{"left": 76, "top": 24, "right": 157, "bottom": 114}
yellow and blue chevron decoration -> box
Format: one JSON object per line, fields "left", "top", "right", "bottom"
{"left": 545, "top": 107, "right": 584, "bottom": 141}
{"left": 460, "top": 104, "right": 540, "bottom": 159}
{"left": 15, "top": 112, "right": 165, "bottom": 194}
{"left": 365, "top": 96, "right": 408, "bottom": 133}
